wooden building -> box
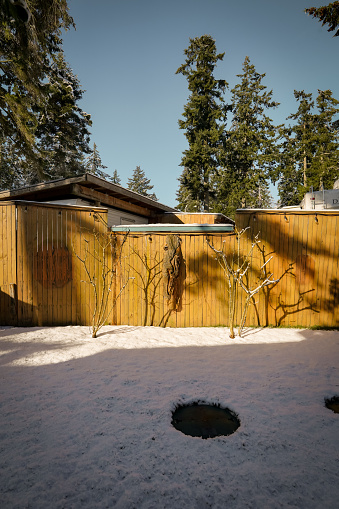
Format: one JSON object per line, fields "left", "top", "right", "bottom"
{"left": 0, "top": 173, "right": 176, "bottom": 227}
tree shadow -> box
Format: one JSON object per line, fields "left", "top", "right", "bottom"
{"left": 270, "top": 290, "right": 320, "bottom": 326}
{"left": 96, "top": 326, "right": 140, "bottom": 337}
{"left": 323, "top": 278, "right": 339, "bottom": 313}
{"left": 0, "top": 287, "right": 37, "bottom": 327}
{"left": 237, "top": 215, "right": 332, "bottom": 327}
{"left": 0, "top": 337, "right": 81, "bottom": 366}
{"left": 252, "top": 244, "right": 319, "bottom": 327}
{"left": 128, "top": 247, "right": 163, "bottom": 327}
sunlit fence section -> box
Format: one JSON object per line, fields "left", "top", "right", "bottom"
{"left": 113, "top": 231, "right": 235, "bottom": 328}
{"left": 236, "top": 210, "right": 339, "bottom": 328}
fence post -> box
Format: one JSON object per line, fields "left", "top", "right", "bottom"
{"left": 9, "top": 283, "right": 18, "bottom": 325}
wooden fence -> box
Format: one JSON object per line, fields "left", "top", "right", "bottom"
{"left": 0, "top": 201, "right": 107, "bottom": 326}
{"left": 114, "top": 232, "right": 233, "bottom": 328}
{"left": 0, "top": 203, "right": 17, "bottom": 325}
{"left": 236, "top": 209, "right": 339, "bottom": 328}
{"left": 0, "top": 202, "right": 338, "bottom": 328}
{"left": 114, "top": 209, "right": 339, "bottom": 328}
{"left": 114, "top": 211, "right": 339, "bottom": 327}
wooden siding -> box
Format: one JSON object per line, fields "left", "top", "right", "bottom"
{"left": 114, "top": 210, "right": 338, "bottom": 328}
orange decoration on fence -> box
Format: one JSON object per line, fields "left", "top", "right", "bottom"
{"left": 34, "top": 247, "right": 72, "bottom": 288}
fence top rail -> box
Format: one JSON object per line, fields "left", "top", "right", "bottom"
{"left": 110, "top": 224, "right": 235, "bottom": 233}
{"left": 236, "top": 208, "right": 339, "bottom": 216}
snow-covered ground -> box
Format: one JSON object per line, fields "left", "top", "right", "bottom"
{"left": 0, "top": 326, "right": 338, "bottom": 508}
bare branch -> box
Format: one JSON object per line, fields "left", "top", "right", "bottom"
{"left": 73, "top": 229, "right": 131, "bottom": 337}
{"left": 207, "top": 227, "right": 281, "bottom": 338}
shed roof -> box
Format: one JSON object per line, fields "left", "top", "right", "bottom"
{"left": 0, "top": 173, "right": 177, "bottom": 216}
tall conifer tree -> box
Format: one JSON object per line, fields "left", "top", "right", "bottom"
{"left": 85, "top": 142, "right": 112, "bottom": 180}
{"left": 176, "top": 35, "right": 228, "bottom": 212}
{"left": 35, "top": 55, "right": 92, "bottom": 181}
{"left": 112, "top": 170, "right": 121, "bottom": 185}
{"left": 0, "top": 0, "right": 92, "bottom": 188}
{"left": 127, "top": 166, "right": 158, "bottom": 200}
{"left": 276, "top": 91, "right": 315, "bottom": 206}
{"left": 217, "top": 57, "right": 278, "bottom": 217}
{"left": 277, "top": 90, "right": 339, "bottom": 206}
{"left": 0, "top": 0, "right": 74, "bottom": 150}
{"left": 305, "top": 2, "right": 339, "bottom": 36}
{"left": 312, "top": 90, "right": 339, "bottom": 189}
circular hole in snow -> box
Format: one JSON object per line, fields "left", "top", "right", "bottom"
{"left": 171, "top": 402, "right": 240, "bottom": 439}
{"left": 325, "top": 396, "right": 339, "bottom": 414}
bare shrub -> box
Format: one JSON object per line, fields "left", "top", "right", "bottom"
{"left": 207, "top": 227, "right": 279, "bottom": 337}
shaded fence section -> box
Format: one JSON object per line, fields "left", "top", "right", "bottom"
{"left": 0, "top": 203, "right": 17, "bottom": 324}
{"left": 0, "top": 202, "right": 338, "bottom": 327}
{"left": 0, "top": 201, "right": 107, "bottom": 326}
{"left": 114, "top": 232, "right": 234, "bottom": 328}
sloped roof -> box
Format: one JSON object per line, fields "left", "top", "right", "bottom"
{"left": 0, "top": 173, "right": 177, "bottom": 216}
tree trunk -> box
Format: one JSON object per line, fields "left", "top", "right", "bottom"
{"left": 303, "top": 123, "right": 307, "bottom": 188}
{"left": 229, "top": 279, "right": 236, "bottom": 338}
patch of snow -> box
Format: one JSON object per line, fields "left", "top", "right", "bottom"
{"left": 0, "top": 326, "right": 338, "bottom": 508}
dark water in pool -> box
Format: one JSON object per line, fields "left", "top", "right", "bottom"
{"left": 172, "top": 403, "right": 240, "bottom": 439}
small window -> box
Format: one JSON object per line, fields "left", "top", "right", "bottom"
{"left": 120, "top": 217, "right": 136, "bottom": 225}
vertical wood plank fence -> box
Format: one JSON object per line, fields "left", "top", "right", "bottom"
{"left": 114, "top": 210, "right": 339, "bottom": 328}
{"left": 114, "top": 232, "right": 234, "bottom": 328}
{"left": 0, "top": 203, "right": 17, "bottom": 324}
{"left": 236, "top": 210, "right": 339, "bottom": 328}
{"left": 0, "top": 202, "right": 338, "bottom": 328}
{"left": 0, "top": 201, "right": 107, "bottom": 326}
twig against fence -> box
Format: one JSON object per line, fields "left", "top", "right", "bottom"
{"left": 73, "top": 230, "right": 132, "bottom": 337}
{"left": 207, "top": 228, "right": 280, "bottom": 337}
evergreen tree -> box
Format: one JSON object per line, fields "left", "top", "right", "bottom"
{"left": 276, "top": 91, "right": 316, "bottom": 206}
{"left": 85, "top": 142, "right": 110, "bottom": 180}
{"left": 176, "top": 35, "right": 228, "bottom": 212}
{"left": 276, "top": 90, "right": 339, "bottom": 206}
{"left": 217, "top": 57, "right": 278, "bottom": 217}
{"left": 127, "top": 166, "right": 158, "bottom": 200}
{"left": 305, "top": 2, "right": 339, "bottom": 36}
{"left": 0, "top": 140, "right": 26, "bottom": 189}
{"left": 275, "top": 127, "right": 301, "bottom": 207}
{"left": 0, "top": 53, "right": 92, "bottom": 188}
{"left": 0, "top": 0, "right": 74, "bottom": 150}
{"left": 112, "top": 169, "right": 121, "bottom": 185}
{"left": 176, "top": 168, "right": 202, "bottom": 211}
{"left": 34, "top": 55, "right": 92, "bottom": 181}
{"left": 85, "top": 147, "right": 124, "bottom": 185}
{"left": 0, "top": 1, "right": 92, "bottom": 188}
{"left": 312, "top": 90, "right": 339, "bottom": 189}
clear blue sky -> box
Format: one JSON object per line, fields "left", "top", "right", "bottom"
{"left": 62, "top": 0, "right": 339, "bottom": 208}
